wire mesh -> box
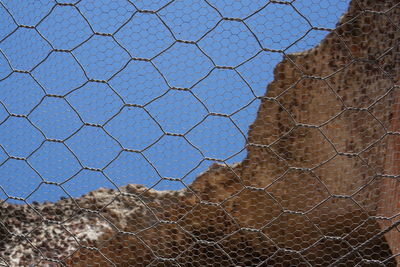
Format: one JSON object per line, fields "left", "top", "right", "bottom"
{"left": 0, "top": 0, "right": 399, "bottom": 266}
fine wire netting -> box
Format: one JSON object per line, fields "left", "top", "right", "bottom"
{"left": 0, "top": 0, "right": 399, "bottom": 266}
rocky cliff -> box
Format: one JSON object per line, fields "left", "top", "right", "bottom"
{"left": 1, "top": 0, "right": 399, "bottom": 266}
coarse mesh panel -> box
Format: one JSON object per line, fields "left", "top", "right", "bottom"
{"left": 0, "top": 0, "right": 399, "bottom": 266}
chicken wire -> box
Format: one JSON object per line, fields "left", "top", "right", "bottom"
{"left": 0, "top": 0, "right": 399, "bottom": 266}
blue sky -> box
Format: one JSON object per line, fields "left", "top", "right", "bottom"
{"left": 0, "top": 0, "right": 350, "bottom": 203}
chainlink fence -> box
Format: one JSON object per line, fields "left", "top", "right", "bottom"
{"left": 0, "top": 0, "right": 399, "bottom": 266}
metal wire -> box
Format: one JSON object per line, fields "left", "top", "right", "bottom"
{"left": 0, "top": 0, "right": 399, "bottom": 266}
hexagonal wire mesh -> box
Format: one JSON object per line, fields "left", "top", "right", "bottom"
{"left": 0, "top": 0, "right": 399, "bottom": 266}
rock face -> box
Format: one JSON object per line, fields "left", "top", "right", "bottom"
{"left": 1, "top": 0, "right": 399, "bottom": 266}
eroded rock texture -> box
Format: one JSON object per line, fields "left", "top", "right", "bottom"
{"left": 1, "top": 0, "right": 399, "bottom": 266}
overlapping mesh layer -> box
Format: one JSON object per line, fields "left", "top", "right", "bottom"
{"left": 0, "top": 0, "right": 399, "bottom": 266}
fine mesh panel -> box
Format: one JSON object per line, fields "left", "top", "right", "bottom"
{"left": 0, "top": 0, "right": 399, "bottom": 266}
